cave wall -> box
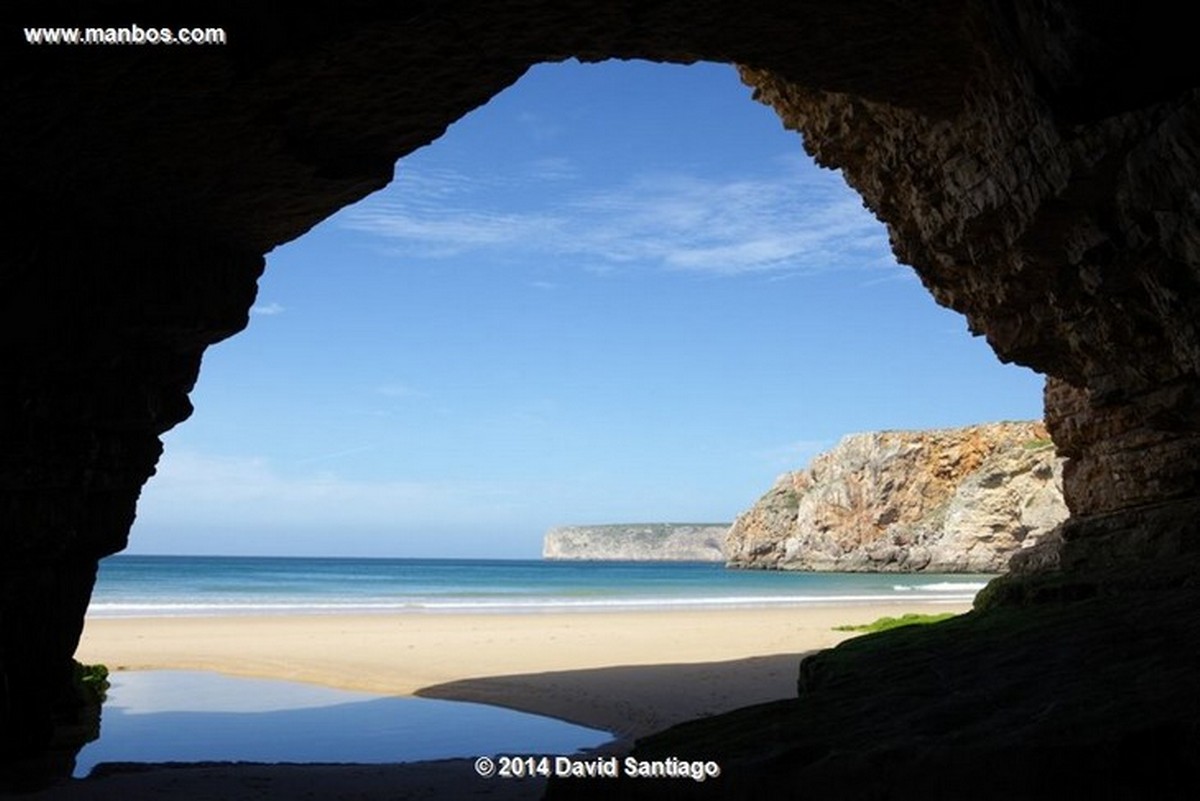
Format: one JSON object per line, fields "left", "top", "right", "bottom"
{"left": 4, "top": 0, "right": 1199, "bottom": 785}
{"left": 743, "top": 6, "right": 1200, "bottom": 528}
{"left": 740, "top": 2, "right": 1200, "bottom": 571}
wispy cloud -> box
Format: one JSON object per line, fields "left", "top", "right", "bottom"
{"left": 135, "top": 450, "right": 523, "bottom": 529}
{"left": 250, "top": 302, "right": 285, "bottom": 316}
{"left": 349, "top": 204, "right": 563, "bottom": 254}
{"left": 344, "top": 160, "right": 897, "bottom": 278}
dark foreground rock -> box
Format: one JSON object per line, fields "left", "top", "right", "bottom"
{"left": 545, "top": 536, "right": 1200, "bottom": 800}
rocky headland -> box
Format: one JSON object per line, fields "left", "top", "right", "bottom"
{"left": 543, "top": 524, "right": 729, "bottom": 562}
{"left": 725, "top": 421, "right": 1067, "bottom": 572}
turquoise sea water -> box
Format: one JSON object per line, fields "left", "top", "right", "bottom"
{"left": 88, "top": 555, "right": 992, "bottom": 617}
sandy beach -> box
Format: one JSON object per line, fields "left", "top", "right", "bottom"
{"left": 75, "top": 603, "right": 970, "bottom": 740}
{"left": 22, "top": 603, "right": 978, "bottom": 800}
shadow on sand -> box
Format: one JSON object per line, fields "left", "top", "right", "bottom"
{"left": 416, "top": 651, "right": 810, "bottom": 742}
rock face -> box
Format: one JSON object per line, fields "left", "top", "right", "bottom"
{"left": 726, "top": 422, "right": 1067, "bottom": 572}
{"left": 544, "top": 524, "right": 729, "bottom": 562}
{"left": 7, "top": 1, "right": 1200, "bottom": 793}
{"left": 548, "top": 569, "right": 1200, "bottom": 801}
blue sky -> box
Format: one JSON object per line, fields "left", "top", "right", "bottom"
{"left": 128, "top": 59, "right": 1045, "bottom": 558}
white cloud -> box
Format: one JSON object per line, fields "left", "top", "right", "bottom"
{"left": 250, "top": 302, "right": 285, "bottom": 316}
{"left": 347, "top": 202, "right": 563, "bottom": 254}
{"left": 134, "top": 450, "right": 523, "bottom": 530}
{"left": 343, "top": 161, "right": 899, "bottom": 278}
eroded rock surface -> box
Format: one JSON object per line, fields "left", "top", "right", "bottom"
{"left": 742, "top": 9, "right": 1200, "bottom": 537}
{"left": 725, "top": 422, "right": 1067, "bottom": 572}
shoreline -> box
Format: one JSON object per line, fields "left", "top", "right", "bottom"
{"left": 76, "top": 602, "right": 971, "bottom": 740}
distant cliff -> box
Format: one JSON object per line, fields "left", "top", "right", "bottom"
{"left": 543, "top": 524, "right": 730, "bottom": 561}
{"left": 725, "top": 422, "right": 1067, "bottom": 573}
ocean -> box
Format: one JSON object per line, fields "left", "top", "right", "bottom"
{"left": 88, "top": 554, "right": 992, "bottom": 617}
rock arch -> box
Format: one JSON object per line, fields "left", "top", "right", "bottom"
{"left": 4, "top": 0, "right": 1198, "bottom": 793}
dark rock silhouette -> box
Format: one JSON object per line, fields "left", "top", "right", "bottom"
{"left": 5, "top": 1, "right": 1198, "bottom": 794}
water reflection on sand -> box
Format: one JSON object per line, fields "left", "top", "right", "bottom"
{"left": 76, "top": 671, "right": 612, "bottom": 777}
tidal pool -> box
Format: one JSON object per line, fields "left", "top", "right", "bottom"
{"left": 75, "top": 670, "right": 613, "bottom": 777}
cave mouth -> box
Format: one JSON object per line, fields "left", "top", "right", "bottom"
{"left": 128, "top": 57, "right": 1045, "bottom": 560}
{"left": 6, "top": 2, "right": 1200, "bottom": 793}
{"left": 67, "top": 56, "right": 1045, "bottom": 778}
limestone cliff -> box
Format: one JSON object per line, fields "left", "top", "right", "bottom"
{"left": 725, "top": 422, "right": 1067, "bottom": 572}
{"left": 544, "top": 524, "right": 729, "bottom": 562}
